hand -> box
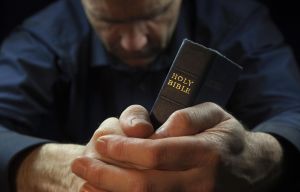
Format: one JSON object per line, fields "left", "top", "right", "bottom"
{"left": 72, "top": 103, "right": 283, "bottom": 192}
{"left": 83, "top": 105, "right": 154, "bottom": 166}
{"left": 70, "top": 105, "right": 154, "bottom": 191}
{"left": 16, "top": 143, "right": 86, "bottom": 192}
{"left": 16, "top": 105, "right": 153, "bottom": 192}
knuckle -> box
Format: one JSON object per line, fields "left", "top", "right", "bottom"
{"left": 170, "top": 109, "right": 192, "bottom": 128}
{"left": 110, "top": 138, "right": 128, "bottom": 157}
{"left": 201, "top": 102, "right": 229, "bottom": 125}
{"left": 99, "top": 117, "right": 118, "bottom": 128}
{"left": 146, "top": 143, "right": 167, "bottom": 168}
{"left": 203, "top": 102, "right": 223, "bottom": 116}
{"left": 201, "top": 101, "right": 220, "bottom": 109}
{"left": 226, "top": 123, "right": 246, "bottom": 153}
{"left": 77, "top": 162, "right": 102, "bottom": 184}
{"left": 94, "top": 117, "right": 119, "bottom": 136}
{"left": 202, "top": 102, "right": 222, "bottom": 114}
{"left": 123, "top": 105, "right": 147, "bottom": 117}
{"left": 146, "top": 149, "right": 160, "bottom": 168}
{"left": 129, "top": 174, "right": 154, "bottom": 192}
{"left": 127, "top": 104, "right": 146, "bottom": 111}
{"left": 88, "top": 163, "right": 104, "bottom": 182}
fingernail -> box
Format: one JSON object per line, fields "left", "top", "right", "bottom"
{"left": 130, "top": 117, "right": 148, "bottom": 127}
{"left": 96, "top": 138, "right": 107, "bottom": 155}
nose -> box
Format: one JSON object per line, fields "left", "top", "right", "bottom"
{"left": 120, "top": 23, "right": 148, "bottom": 52}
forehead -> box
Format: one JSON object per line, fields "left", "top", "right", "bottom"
{"left": 83, "top": 0, "right": 174, "bottom": 20}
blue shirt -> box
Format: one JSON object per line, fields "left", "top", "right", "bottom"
{"left": 1, "top": 0, "right": 300, "bottom": 191}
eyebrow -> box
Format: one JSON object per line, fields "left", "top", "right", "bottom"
{"left": 91, "top": 1, "right": 174, "bottom": 24}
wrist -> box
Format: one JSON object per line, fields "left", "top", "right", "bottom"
{"left": 246, "top": 132, "right": 283, "bottom": 190}
{"left": 16, "top": 143, "right": 85, "bottom": 192}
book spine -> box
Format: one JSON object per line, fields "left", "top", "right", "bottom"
{"left": 150, "top": 39, "right": 242, "bottom": 128}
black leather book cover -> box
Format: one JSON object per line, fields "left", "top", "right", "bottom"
{"left": 150, "top": 39, "right": 242, "bottom": 128}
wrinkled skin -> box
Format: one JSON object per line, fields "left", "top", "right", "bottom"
{"left": 73, "top": 103, "right": 282, "bottom": 192}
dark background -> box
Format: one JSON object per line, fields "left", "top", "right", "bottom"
{"left": 0, "top": 0, "right": 299, "bottom": 63}
{"left": 0, "top": 0, "right": 54, "bottom": 42}
{"left": 260, "top": 0, "right": 300, "bottom": 63}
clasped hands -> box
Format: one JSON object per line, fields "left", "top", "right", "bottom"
{"left": 71, "top": 103, "right": 282, "bottom": 192}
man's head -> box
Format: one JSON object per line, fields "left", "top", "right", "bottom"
{"left": 81, "top": 0, "right": 182, "bottom": 67}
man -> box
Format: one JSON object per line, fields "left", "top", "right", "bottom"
{"left": 0, "top": 0, "right": 299, "bottom": 191}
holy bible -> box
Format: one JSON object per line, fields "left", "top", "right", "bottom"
{"left": 150, "top": 39, "right": 242, "bottom": 128}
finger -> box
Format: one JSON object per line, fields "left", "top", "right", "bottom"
{"left": 152, "top": 102, "right": 232, "bottom": 139}
{"left": 80, "top": 183, "right": 108, "bottom": 192}
{"left": 72, "top": 156, "right": 216, "bottom": 192}
{"left": 94, "top": 117, "right": 125, "bottom": 139}
{"left": 119, "top": 105, "right": 154, "bottom": 138}
{"left": 86, "top": 117, "right": 134, "bottom": 167}
{"left": 85, "top": 117, "right": 124, "bottom": 159}
{"left": 95, "top": 135, "right": 218, "bottom": 170}
{"left": 72, "top": 157, "right": 144, "bottom": 192}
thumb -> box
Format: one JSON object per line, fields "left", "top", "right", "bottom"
{"left": 119, "top": 105, "right": 154, "bottom": 138}
{"left": 151, "top": 102, "right": 232, "bottom": 139}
